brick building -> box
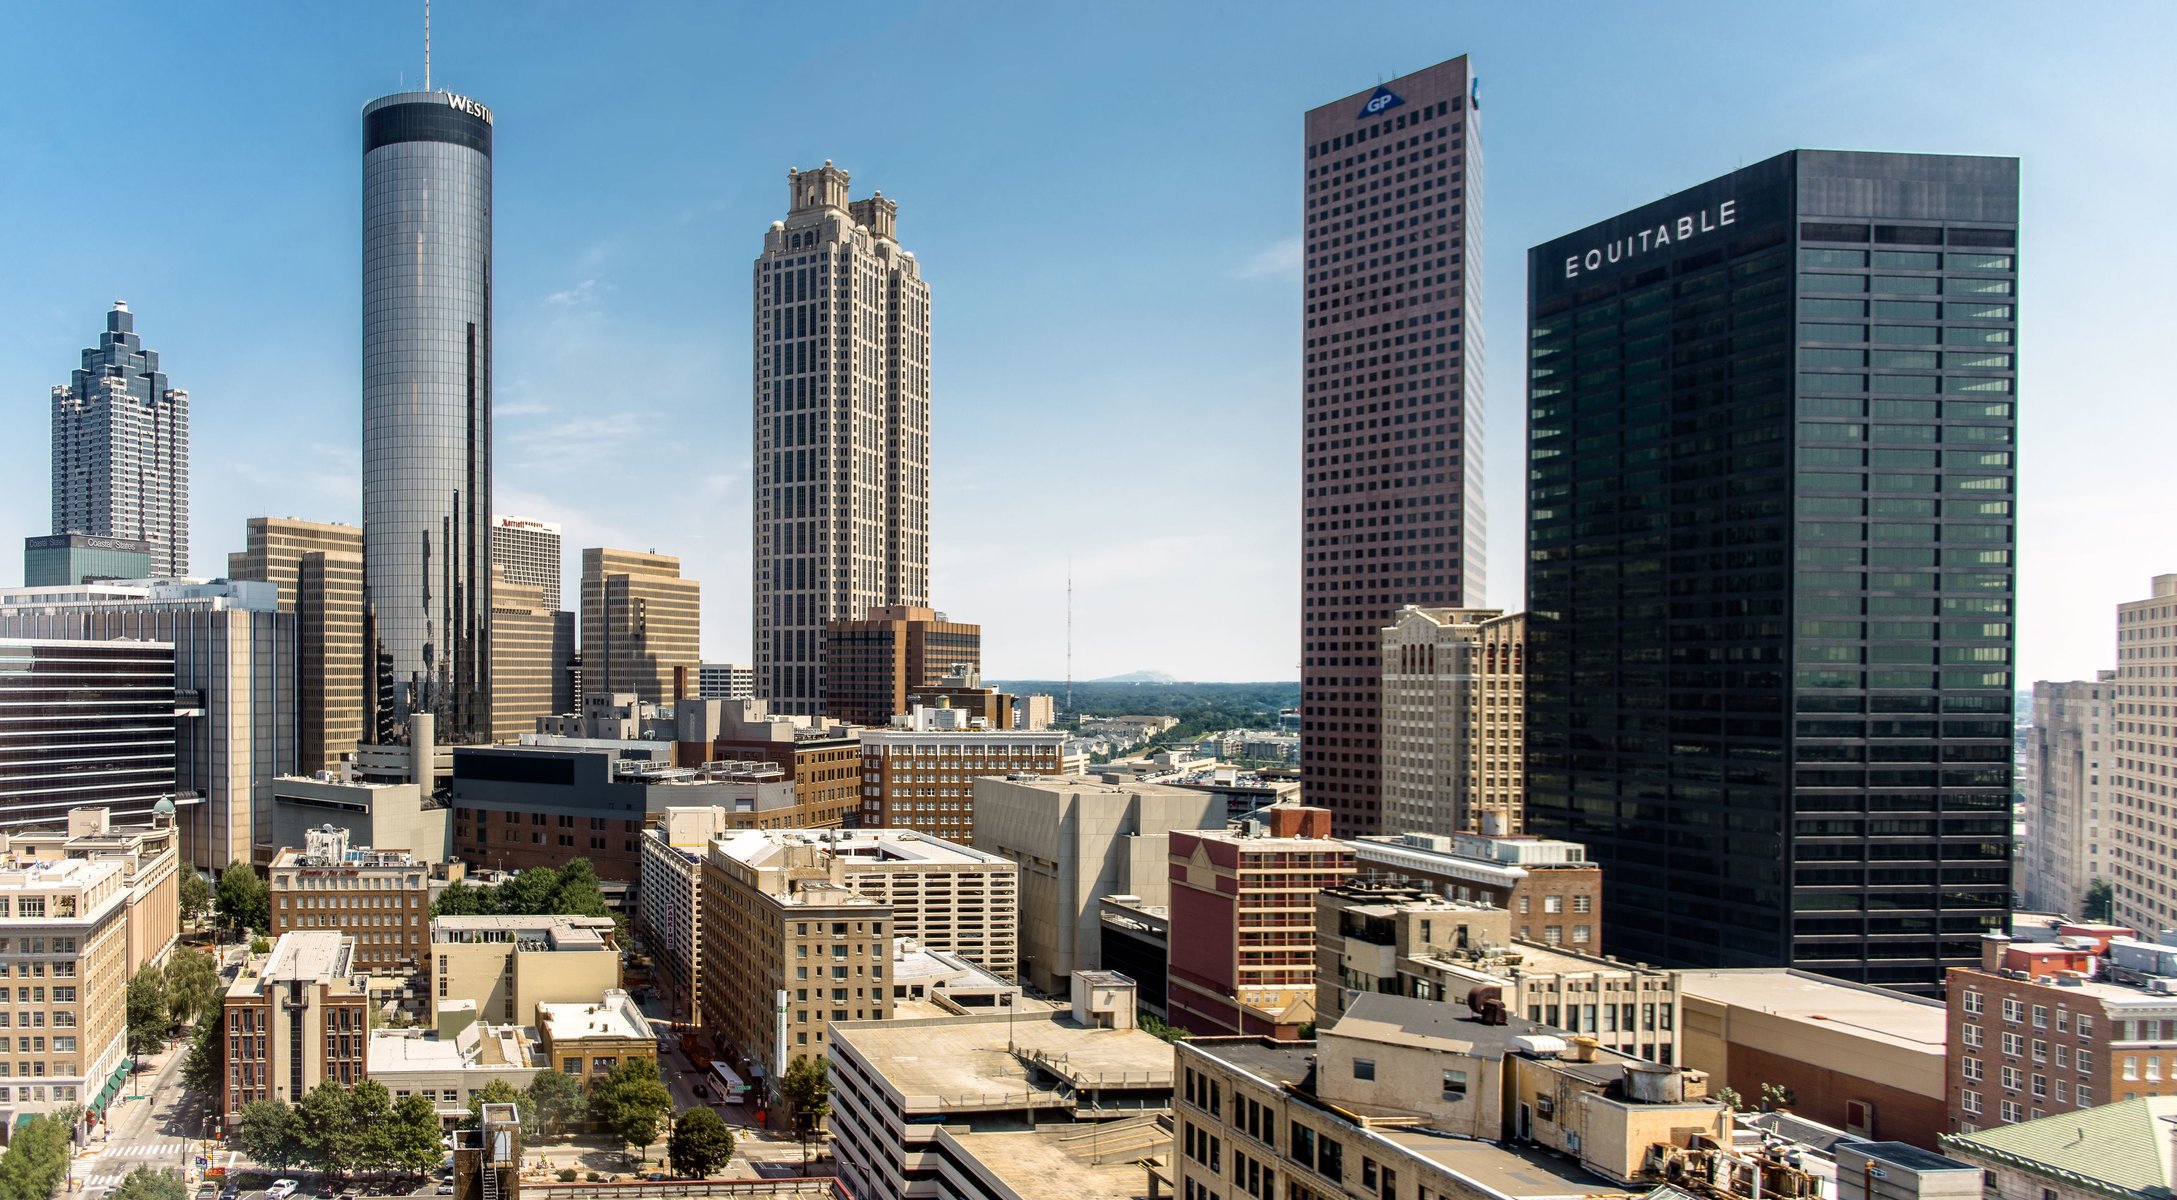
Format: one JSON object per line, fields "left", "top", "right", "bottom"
{"left": 1348, "top": 831, "right": 1603, "bottom": 946}
{"left": 857, "top": 707, "right": 1066, "bottom": 841}
{"left": 221, "top": 931, "right": 370, "bottom": 1125}
{"left": 1167, "top": 806, "right": 1355, "bottom": 1037}
{"left": 822, "top": 605, "right": 979, "bottom": 727}
{"left": 267, "top": 826, "right": 430, "bottom": 981}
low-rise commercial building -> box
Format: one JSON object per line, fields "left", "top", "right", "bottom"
{"left": 1679, "top": 967, "right": 1948, "bottom": 1148}
{"left": 221, "top": 931, "right": 370, "bottom": 1125}
{"left": 537, "top": 989, "right": 655, "bottom": 1083}
{"left": 268, "top": 827, "right": 430, "bottom": 983}
{"left": 1168, "top": 806, "right": 1354, "bottom": 1037}
{"left": 973, "top": 774, "right": 1226, "bottom": 993}
{"left": 429, "top": 915, "right": 619, "bottom": 1027}
{"left": 368, "top": 1004, "right": 538, "bottom": 1123}
{"left": 859, "top": 709, "right": 1067, "bottom": 841}
{"left": 829, "top": 976, "right": 1173, "bottom": 1200}
{"left": 1942, "top": 1095, "right": 2177, "bottom": 1200}
{"left": 1350, "top": 830, "right": 1604, "bottom": 946}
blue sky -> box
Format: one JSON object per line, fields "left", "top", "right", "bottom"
{"left": 1, "top": 2, "right": 2169, "bottom": 684}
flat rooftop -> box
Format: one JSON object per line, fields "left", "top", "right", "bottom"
{"left": 1331, "top": 992, "right": 1588, "bottom": 1059}
{"left": 430, "top": 914, "right": 617, "bottom": 947}
{"left": 232, "top": 930, "right": 354, "bottom": 996}
{"left": 540, "top": 993, "right": 651, "bottom": 1042}
{"left": 713, "top": 827, "right": 1010, "bottom": 868}
{"left": 1186, "top": 1037, "right": 1315, "bottom": 1089}
{"left": 944, "top": 1124, "right": 1168, "bottom": 1200}
{"left": 1675, "top": 968, "right": 1946, "bottom": 1055}
{"left": 832, "top": 1007, "right": 1172, "bottom": 1111}
{"left": 368, "top": 1024, "right": 531, "bottom": 1071}
{"left": 1372, "top": 1127, "right": 1636, "bottom": 1200}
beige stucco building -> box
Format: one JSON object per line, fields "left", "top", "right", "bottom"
{"left": 428, "top": 914, "right": 619, "bottom": 1026}
{"left": 0, "top": 848, "right": 134, "bottom": 1126}
{"left": 971, "top": 774, "right": 1226, "bottom": 994}
{"left": 1380, "top": 606, "right": 1527, "bottom": 838}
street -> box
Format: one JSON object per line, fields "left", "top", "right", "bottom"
{"left": 75, "top": 1036, "right": 193, "bottom": 1197}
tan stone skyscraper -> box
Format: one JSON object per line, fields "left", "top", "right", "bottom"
{"left": 753, "top": 163, "right": 932, "bottom": 715}
{"left": 489, "top": 566, "right": 558, "bottom": 741}
{"left": 1379, "top": 607, "right": 1525, "bottom": 838}
{"left": 580, "top": 548, "right": 699, "bottom": 703}
{"left": 228, "top": 517, "right": 364, "bottom": 773}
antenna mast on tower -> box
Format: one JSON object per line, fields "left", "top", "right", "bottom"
{"left": 424, "top": 0, "right": 431, "bottom": 91}
{"left": 1066, "top": 560, "right": 1074, "bottom": 714}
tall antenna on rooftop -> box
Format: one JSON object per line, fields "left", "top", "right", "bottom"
{"left": 1065, "top": 559, "right": 1074, "bottom": 714}
{"left": 424, "top": 0, "right": 431, "bottom": 91}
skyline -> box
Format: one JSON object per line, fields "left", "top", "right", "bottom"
{"left": 3, "top": 2, "right": 2171, "bottom": 684}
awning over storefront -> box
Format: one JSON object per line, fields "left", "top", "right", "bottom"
{"left": 89, "top": 1061, "right": 132, "bottom": 1115}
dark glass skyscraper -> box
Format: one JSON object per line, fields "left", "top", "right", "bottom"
{"left": 1523, "top": 151, "right": 2018, "bottom": 993}
{"left": 1301, "top": 56, "right": 1485, "bottom": 838}
{"left": 361, "top": 91, "right": 494, "bottom": 744}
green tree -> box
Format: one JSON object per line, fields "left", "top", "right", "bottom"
{"left": 388, "top": 1094, "right": 445, "bottom": 1178}
{"left": 164, "top": 948, "right": 223, "bottom": 1028}
{"left": 109, "top": 1166, "right": 189, "bottom": 1200}
{"left": 249, "top": 935, "right": 270, "bottom": 955}
{"left": 298, "top": 1081, "right": 363, "bottom": 1178}
{"left": 2087, "top": 878, "right": 2116, "bottom": 923}
{"left": 178, "top": 870, "right": 213, "bottom": 927}
{"left": 525, "top": 1069, "right": 587, "bottom": 1139}
{"left": 465, "top": 1078, "right": 538, "bottom": 1138}
{"left": 499, "top": 866, "right": 563, "bottom": 915}
{"left": 234, "top": 1100, "right": 304, "bottom": 1172}
{"left": 0, "top": 1114, "right": 72, "bottom": 1200}
{"left": 215, "top": 861, "right": 269, "bottom": 932}
{"left": 429, "top": 880, "right": 493, "bottom": 918}
{"left": 347, "top": 1080, "right": 395, "bottom": 1175}
{"left": 126, "top": 967, "right": 172, "bottom": 1054}
{"left": 588, "top": 1059, "right": 672, "bottom": 1166}
{"left": 667, "top": 1107, "right": 734, "bottom": 1179}
{"left": 180, "top": 1013, "right": 223, "bottom": 1097}
{"left": 778, "top": 1055, "right": 832, "bottom": 1169}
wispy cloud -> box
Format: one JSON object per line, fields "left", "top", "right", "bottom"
{"left": 543, "top": 279, "right": 604, "bottom": 309}
{"left": 1233, "top": 238, "right": 1302, "bottom": 280}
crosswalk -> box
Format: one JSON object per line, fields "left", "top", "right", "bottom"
{"left": 101, "top": 1142, "right": 189, "bottom": 1159}
{"left": 82, "top": 1144, "right": 191, "bottom": 1188}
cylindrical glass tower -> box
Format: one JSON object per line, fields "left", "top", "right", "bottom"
{"left": 361, "top": 91, "right": 493, "bottom": 744}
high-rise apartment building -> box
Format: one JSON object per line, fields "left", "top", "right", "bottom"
{"left": 823, "top": 606, "right": 978, "bottom": 725}
{"left": 753, "top": 164, "right": 932, "bottom": 715}
{"left": 490, "top": 516, "right": 561, "bottom": 610}
{"left": 1523, "top": 150, "right": 2019, "bottom": 992}
{"left": 0, "top": 640, "right": 178, "bottom": 835}
{"left": 580, "top": 549, "right": 698, "bottom": 703}
{"left": 2026, "top": 674, "right": 2112, "bottom": 917}
{"left": 696, "top": 662, "right": 754, "bottom": 701}
{"left": 2111, "top": 577, "right": 2177, "bottom": 933}
{"left": 1301, "top": 57, "right": 1486, "bottom": 839}
{"left": 48, "top": 301, "right": 189, "bottom": 577}
{"left": 361, "top": 91, "right": 494, "bottom": 745}
{"left": 0, "top": 581, "right": 296, "bottom": 869}
{"left": 1167, "top": 806, "right": 1355, "bottom": 1036}
{"left": 229, "top": 517, "right": 365, "bottom": 775}
{"left": 1380, "top": 607, "right": 1525, "bottom": 837}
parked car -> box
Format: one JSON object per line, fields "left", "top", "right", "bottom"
{"left": 692, "top": 1082, "right": 710, "bottom": 1100}
{"left": 267, "top": 1181, "right": 300, "bottom": 1200}
{"left": 219, "top": 1187, "right": 240, "bottom": 1200}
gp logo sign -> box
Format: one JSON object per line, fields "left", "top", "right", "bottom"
{"left": 1358, "top": 86, "right": 1404, "bottom": 118}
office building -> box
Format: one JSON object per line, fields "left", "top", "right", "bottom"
{"left": 48, "top": 301, "right": 188, "bottom": 577}
{"left": 698, "top": 835, "right": 891, "bottom": 1089}
{"left": 367, "top": 1011, "right": 538, "bottom": 1122}
{"left": 1301, "top": 57, "right": 1486, "bottom": 838}
{"left": 856, "top": 707, "right": 1067, "bottom": 841}
{"left": 0, "top": 581, "right": 296, "bottom": 870}
{"left": 1, "top": 806, "right": 182, "bottom": 979}
{"left": 1381, "top": 606, "right": 1527, "bottom": 837}
{"left": 2111, "top": 578, "right": 2177, "bottom": 933}
{"left": 536, "top": 989, "right": 655, "bottom": 1082}
{"left": 1941, "top": 1096, "right": 2177, "bottom": 1200}
{"left": 228, "top": 517, "right": 366, "bottom": 776}
{"left": 1524, "top": 150, "right": 2020, "bottom": 990}
{"left": 1677, "top": 968, "right": 1948, "bottom": 1148}
{"left": 428, "top": 914, "right": 620, "bottom": 1027}
{"left": 697, "top": 662, "right": 754, "bottom": 701}
{"left": 0, "top": 638, "right": 178, "bottom": 838}
{"left": 828, "top": 978, "right": 1174, "bottom": 1200}
{"left": 679, "top": 699, "right": 864, "bottom": 830}
{"left": 580, "top": 548, "right": 699, "bottom": 703}
{"left": 1167, "top": 806, "right": 1354, "bottom": 1036}
{"left": 823, "top": 606, "right": 979, "bottom": 725}
{"left": 0, "top": 842, "right": 138, "bottom": 1126}
{"left": 972, "top": 774, "right": 1228, "bottom": 994}
{"left": 22, "top": 534, "right": 151, "bottom": 588}
{"left": 220, "top": 931, "right": 370, "bottom": 1125}
{"left": 268, "top": 752, "right": 450, "bottom": 867}
{"left": 2026, "top": 674, "right": 2113, "bottom": 917}
{"left": 361, "top": 90, "right": 494, "bottom": 744}
{"left": 1349, "top": 831, "right": 1604, "bottom": 941}
{"left": 1943, "top": 926, "right": 2177, "bottom": 1133}
{"left": 488, "top": 569, "right": 558, "bottom": 743}
{"left": 1175, "top": 994, "right": 1743, "bottom": 1200}
{"left": 490, "top": 516, "right": 561, "bottom": 611}
{"left": 753, "top": 164, "right": 932, "bottom": 715}
{"left": 1098, "top": 897, "right": 1170, "bottom": 1017}
{"left": 267, "top": 826, "right": 430, "bottom": 981}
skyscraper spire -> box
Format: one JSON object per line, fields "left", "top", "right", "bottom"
{"left": 47, "top": 301, "right": 190, "bottom": 576}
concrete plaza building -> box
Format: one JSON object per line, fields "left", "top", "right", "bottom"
{"left": 2025, "top": 673, "right": 2113, "bottom": 917}
{"left": 1380, "top": 606, "right": 1527, "bottom": 837}
{"left": 47, "top": 301, "right": 189, "bottom": 576}
{"left": 752, "top": 163, "right": 932, "bottom": 715}
{"left": 361, "top": 90, "right": 495, "bottom": 744}
{"left": 1524, "top": 150, "right": 2020, "bottom": 991}
{"left": 1300, "top": 57, "right": 1487, "bottom": 837}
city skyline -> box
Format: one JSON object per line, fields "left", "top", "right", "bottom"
{"left": 0, "top": 2, "right": 2167, "bottom": 683}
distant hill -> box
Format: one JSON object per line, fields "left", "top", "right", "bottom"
{"left": 1092, "top": 670, "right": 1177, "bottom": 684}
{"left": 989, "top": 679, "right": 1298, "bottom": 738}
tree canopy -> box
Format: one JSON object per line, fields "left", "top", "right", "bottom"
{"left": 668, "top": 1107, "right": 734, "bottom": 1179}
{"left": 432, "top": 860, "right": 611, "bottom": 920}
{"left": 0, "top": 1114, "right": 72, "bottom": 1200}
{"left": 587, "top": 1058, "right": 673, "bottom": 1163}
{"left": 126, "top": 968, "right": 170, "bottom": 1056}
{"left": 778, "top": 1055, "right": 832, "bottom": 1166}
{"left": 180, "top": 1013, "right": 222, "bottom": 1097}
{"left": 109, "top": 1167, "right": 189, "bottom": 1200}
{"left": 237, "top": 1082, "right": 443, "bottom": 1178}
{"left": 178, "top": 870, "right": 213, "bottom": 926}
{"left": 526, "top": 1069, "right": 587, "bottom": 1139}
{"left": 215, "top": 861, "right": 269, "bottom": 933}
